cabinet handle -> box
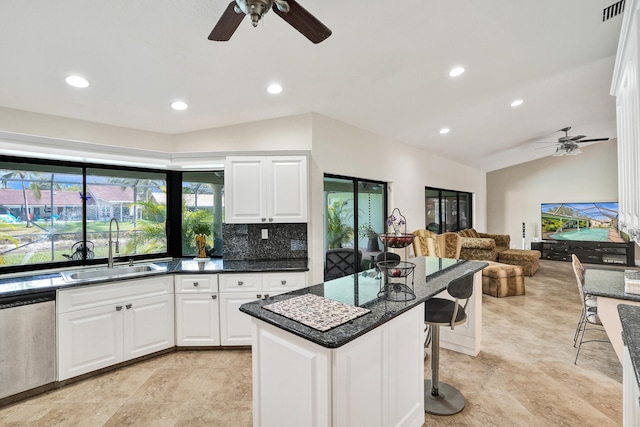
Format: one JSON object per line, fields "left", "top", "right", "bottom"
{"left": 256, "top": 294, "right": 262, "bottom": 299}
{"left": 281, "top": 280, "right": 287, "bottom": 285}
{"left": 116, "top": 305, "right": 123, "bottom": 311}
{"left": 238, "top": 281, "right": 244, "bottom": 286}
{"left": 126, "top": 304, "right": 132, "bottom": 310}
{"left": 211, "top": 295, "right": 217, "bottom": 300}
{"left": 193, "top": 282, "right": 199, "bottom": 287}
{"left": 261, "top": 218, "right": 266, "bottom": 222}
{"left": 263, "top": 294, "right": 269, "bottom": 299}
{"left": 269, "top": 218, "right": 273, "bottom": 222}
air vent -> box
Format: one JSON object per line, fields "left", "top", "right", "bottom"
{"left": 603, "top": 0, "right": 625, "bottom": 22}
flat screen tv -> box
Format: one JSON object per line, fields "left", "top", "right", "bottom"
{"left": 541, "top": 202, "right": 623, "bottom": 242}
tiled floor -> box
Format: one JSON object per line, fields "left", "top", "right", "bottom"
{"left": 0, "top": 260, "right": 623, "bottom": 426}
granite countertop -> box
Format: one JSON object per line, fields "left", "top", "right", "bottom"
{"left": 618, "top": 304, "right": 640, "bottom": 390}
{"left": 0, "top": 258, "right": 309, "bottom": 298}
{"left": 583, "top": 267, "right": 640, "bottom": 302}
{"left": 240, "top": 256, "right": 487, "bottom": 349}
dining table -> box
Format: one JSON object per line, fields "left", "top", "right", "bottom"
{"left": 583, "top": 267, "right": 640, "bottom": 364}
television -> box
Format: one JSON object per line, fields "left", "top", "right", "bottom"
{"left": 541, "top": 202, "right": 623, "bottom": 242}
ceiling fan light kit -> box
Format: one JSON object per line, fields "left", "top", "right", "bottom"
{"left": 209, "top": 0, "right": 332, "bottom": 43}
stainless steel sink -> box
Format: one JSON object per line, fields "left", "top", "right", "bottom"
{"left": 60, "top": 263, "right": 167, "bottom": 283}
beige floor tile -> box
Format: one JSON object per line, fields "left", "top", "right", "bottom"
{"left": 103, "top": 402, "right": 185, "bottom": 427}
{"left": 30, "top": 401, "right": 123, "bottom": 426}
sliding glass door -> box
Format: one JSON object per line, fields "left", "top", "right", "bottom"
{"left": 425, "top": 186, "right": 472, "bottom": 233}
{"left": 324, "top": 175, "right": 387, "bottom": 280}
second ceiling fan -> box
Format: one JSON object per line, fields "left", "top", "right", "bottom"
{"left": 208, "top": 0, "right": 332, "bottom": 44}
{"left": 535, "top": 127, "right": 610, "bottom": 156}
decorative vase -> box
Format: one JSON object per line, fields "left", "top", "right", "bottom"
{"left": 196, "top": 234, "right": 207, "bottom": 258}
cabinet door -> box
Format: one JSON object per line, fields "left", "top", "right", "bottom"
{"left": 225, "top": 156, "right": 267, "bottom": 223}
{"left": 175, "top": 293, "right": 220, "bottom": 346}
{"left": 58, "top": 304, "right": 124, "bottom": 381}
{"left": 268, "top": 156, "right": 308, "bottom": 223}
{"left": 123, "top": 294, "right": 175, "bottom": 361}
{"left": 220, "top": 291, "right": 259, "bottom": 346}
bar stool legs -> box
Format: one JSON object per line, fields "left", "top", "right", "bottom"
{"left": 424, "top": 324, "right": 465, "bottom": 415}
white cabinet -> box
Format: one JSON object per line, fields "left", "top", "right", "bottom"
{"left": 57, "top": 276, "right": 174, "bottom": 381}
{"left": 219, "top": 272, "right": 307, "bottom": 346}
{"left": 225, "top": 155, "right": 308, "bottom": 224}
{"left": 174, "top": 275, "right": 220, "bottom": 347}
{"left": 251, "top": 303, "right": 424, "bottom": 427}
{"left": 624, "top": 343, "right": 640, "bottom": 426}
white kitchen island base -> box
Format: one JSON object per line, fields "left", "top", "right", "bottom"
{"left": 251, "top": 305, "right": 425, "bottom": 427}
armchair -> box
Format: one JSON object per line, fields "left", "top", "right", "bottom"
{"left": 458, "top": 228, "right": 511, "bottom": 261}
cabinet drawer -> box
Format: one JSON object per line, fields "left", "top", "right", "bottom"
{"left": 57, "top": 276, "right": 173, "bottom": 314}
{"left": 262, "top": 272, "right": 306, "bottom": 292}
{"left": 175, "top": 275, "right": 218, "bottom": 293}
{"left": 219, "top": 273, "right": 262, "bottom": 292}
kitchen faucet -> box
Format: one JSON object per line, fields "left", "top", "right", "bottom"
{"left": 108, "top": 217, "right": 120, "bottom": 268}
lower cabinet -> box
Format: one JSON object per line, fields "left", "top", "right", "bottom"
{"left": 57, "top": 276, "right": 174, "bottom": 381}
{"left": 174, "top": 275, "right": 220, "bottom": 346}
{"left": 219, "top": 272, "right": 307, "bottom": 346}
{"left": 624, "top": 343, "right": 640, "bottom": 426}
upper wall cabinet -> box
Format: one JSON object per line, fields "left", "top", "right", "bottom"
{"left": 225, "top": 156, "right": 308, "bottom": 224}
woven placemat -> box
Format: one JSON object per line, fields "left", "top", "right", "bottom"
{"left": 263, "top": 293, "right": 370, "bottom": 332}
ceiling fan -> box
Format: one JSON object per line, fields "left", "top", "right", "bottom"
{"left": 208, "top": 0, "right": 332, "bottom": 44}
{"left": 535, "top": 127, "right": 610, "bottom": 157}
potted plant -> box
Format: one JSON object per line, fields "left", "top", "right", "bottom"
{"left": 326, "top": 201, "right": 354, "bottom": 248}
{"left": 358, "top": 223, "right": 380, "bottom": 251}
{"left": 192, "top": 223, "right": 211, "bottom": 259}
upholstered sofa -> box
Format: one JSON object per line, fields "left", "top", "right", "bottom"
{"left": 457, "top": 228, "right": 511, "bottom": 261}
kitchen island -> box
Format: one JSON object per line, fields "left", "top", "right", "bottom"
{"left": 240, "top": 256, "right": 487, "bottom": 427}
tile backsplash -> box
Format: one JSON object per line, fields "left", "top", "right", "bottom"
{"left": 222, "top": 223, "right": 308, "bottom": 260}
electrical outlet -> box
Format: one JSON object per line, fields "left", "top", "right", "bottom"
{"left": 261, "top": 229, "right": 268, "bottom": 239}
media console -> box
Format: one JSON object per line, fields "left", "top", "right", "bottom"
{"left": 531, "top": 240, "right": 636, "bottom": 267}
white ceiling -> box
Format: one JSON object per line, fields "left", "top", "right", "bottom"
{"left": 0, "top": 0, "right": 624, "bottom": 171}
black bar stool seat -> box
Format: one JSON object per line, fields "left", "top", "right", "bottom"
{"left": 424, "top": 269, "right": 475, "bottom": 416}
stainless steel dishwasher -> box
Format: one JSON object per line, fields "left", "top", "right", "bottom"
{"left": 0, "top": 290, "right": 56, "bottom": 400}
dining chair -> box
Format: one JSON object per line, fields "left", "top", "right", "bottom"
{"left": 572, "top": 254, "right": 608, "bottom": 364}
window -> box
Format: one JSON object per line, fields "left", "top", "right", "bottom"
{"left": 324, "top": 175, "right": 387, "bottom": 280}
{"left": 181, "top": 171, "right": 224, "bottom": 257}
{"left": 0, "top": 155, "right": 228, "bottom": 272}
{"left": 425, "top": 187, "right": 472, "bottom": 233}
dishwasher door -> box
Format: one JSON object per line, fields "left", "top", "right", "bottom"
{"left": 0, "top": 291, "right": 56, "bottom": 399}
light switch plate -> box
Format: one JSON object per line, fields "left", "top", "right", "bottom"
{"left": 261, "top": 229, "right": 268, "bottom": 239}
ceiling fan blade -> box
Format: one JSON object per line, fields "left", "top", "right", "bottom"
{"left": 535, "top": 144, "right": 557, "bottom": 150}
{"left": 272, "top": 0, "right": 332, "bottom": 44}
{"left": 576, "top": 137, "right": 610, "bottom": 143}
{"left": 570, "top": 135, "right": 586, "bottom": 141}
{"left": 208, "top": 1, "right": 245, "bottom": 41}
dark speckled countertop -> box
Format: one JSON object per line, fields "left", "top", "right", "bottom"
{"left": 240, "top": 256, "right": 487, "bottom": 349}
{"left": 583, "top": 268, "right": 640, "bottom": 302}
{"left": 0, "top": 258, "right": 308, "bottom": 298}
{"left": 618, "top": 305, "right": 640, "bottom": 390}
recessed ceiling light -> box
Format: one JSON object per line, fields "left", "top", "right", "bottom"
{"left": 510, "top": 99, "right": 524, "bottom": 107}
{"left": 440, "top": 128, "right": 450, "bottom": 134}
{"left": 65, "top": 75, "right": 90, "bottom": 88}
{"left": 448, "top": 67, "right": 465, "bottom": 77}
{"left": 267, "top": 83, "right": 283, "bottom": 94}
{"left": 171, "top": 101, "right": 188, "bottom": 111}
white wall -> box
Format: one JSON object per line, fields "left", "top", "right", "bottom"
{"left": 309, "top": 114, "right": 487, "bottom": 284}
{"left": 0, "top": 107, "right": 489, "bottom": 283}
{"left": 486, "top": 139, "right": 618, "bottom": 249}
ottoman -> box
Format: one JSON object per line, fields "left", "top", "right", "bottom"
{"left": 497, "top": 249, "right": 541, "bottom": 276}
{"left": 482, "top": 261, "right": 525, "bottom": 297}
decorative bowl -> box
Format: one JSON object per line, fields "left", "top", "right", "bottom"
{"left": 378, "top": 233, "right": 414, "bottom": 248}
{"left": 376, "top": 260, "right": 415, "bottom": 278}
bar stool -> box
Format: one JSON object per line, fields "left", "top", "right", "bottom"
{"left": 424, "top": 269, "right": 475, "bottom": 415}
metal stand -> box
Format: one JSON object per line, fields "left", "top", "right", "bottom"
{"left": 424, "top": 325, "right": 465, "bottom": 415}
